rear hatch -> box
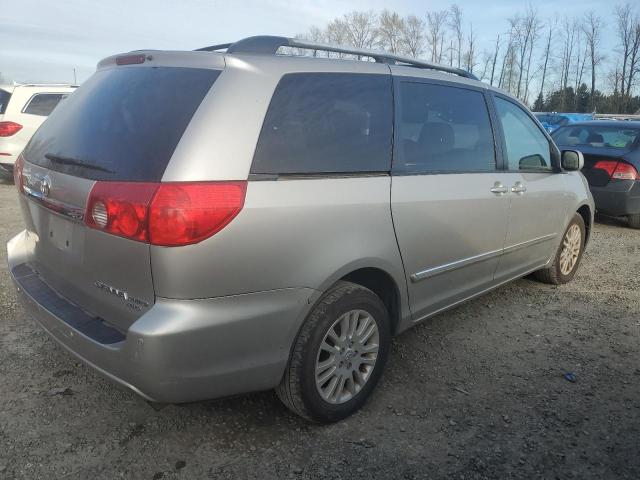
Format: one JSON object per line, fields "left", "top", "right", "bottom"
{"left": 17, "top": 56, "right": 222, "bottom": 331}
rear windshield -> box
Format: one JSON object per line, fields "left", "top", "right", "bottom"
{"left": 0, "top": 89, "right": 11, "bottom": 114}
{"left": 24, "top": 66, "right": 220, "bottom": 181}
{"left": 552, "top": 125, "right": 640, "bottom": 150}
{"left": 535, "top": 114, "right": 568, "bottom": 126}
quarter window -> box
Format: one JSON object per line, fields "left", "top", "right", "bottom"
{"left": 495, "top": 97, "right": 552, "bottom": 171}
{"left": 251, "top": 73, "right": 393, "bottom": 174}
{"left": 395, "top": 82, "right": 496, "bottom": 173}
{"left": 23, "top": 93, "right": 68, "bottom": 116}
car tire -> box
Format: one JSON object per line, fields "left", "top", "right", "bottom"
{"left": 276, "top": 281, "right": 390, "bottom": 423}
{"left": 628, "top": 214, "right": 640, "bottom": 229}
{"left": 534, "top": 213, "right": 585, "bottom": 285}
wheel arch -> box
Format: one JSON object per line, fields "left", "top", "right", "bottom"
{"left": 316, "top": 259, "right": 410, "bottom": 336}
{"left": 576, "top": 203, "right": 592, "bottom": 245}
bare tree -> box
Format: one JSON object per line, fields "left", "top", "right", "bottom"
{"left": 489, "top": 34, "right": 501, "bottom": 86}
{"left": 499, "top": 32, "right": 517, "bottom": 93}
{"left": 463, "top": 23, "right": 477, "bottom": 73}
{"left": 559, "top": 17, "right": 579, "bottom": 110}
{"left": 613, "top": 4, "right": 640, "bottom": 111}
{"left": 624, "top": 15, "right": 640, "bottom": 110}
{"left": 342, "top": 11, "right": 378, "bottom": 52}
{"left": 448, "top": 4, "right": 464, "bottom": 68}
{"left": 537, "top": 24, "right": 553, "bottom": 105}
{"left": 402, "top": 14, "right": 426, "bottom": 57}
{"left": 582, "top": 11, "right": 605, "bottom": 110}
{"left": 510, "top": 5, "right": 541, "bottom": 100}
{"left": 615, "top": 4, "right": 633, "bottom": 109}
{"left": 377, "top": 10, "right": 405, "bottom": 54}
{"left": 427, "top": 10, "right": 448, "bottom": 63}
{"left": 574, "top": 44, "right": 589, "bottom": 109}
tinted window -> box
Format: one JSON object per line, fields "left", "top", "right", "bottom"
{"left": 0, "top": 89, "right": 11, "bottom": 114}
{"left": 23, "top": 93, "right": 67, "bottom": 116}
{"left": 495, "top": 97, "right": 552, "bottom": 171}
{"left": 553, "top": 125, "right": 639, "bottom": 150}
{"left": 251, "top": 73, "right": 392, "bottom": 174}
{"left": 395, "top": 82, "right": 495, "bottom": 173}
{"left": 25, "top": 67, "right": 219, "bottom": 181}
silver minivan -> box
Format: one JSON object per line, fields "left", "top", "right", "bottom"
{"left": 7, "top": 36, "right": 594, "bottom": 422}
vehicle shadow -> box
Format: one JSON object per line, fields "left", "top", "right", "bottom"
{"left": 594, "top": 212, "right": 629, "bottom": 228}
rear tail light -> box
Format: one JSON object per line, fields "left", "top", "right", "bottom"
{"left": 85, "top": 182, "right": 158, "bottom": 242}
{"left": 14, "top": 154, "right": 24, "bottom": 192}
{"left": 593, "top": 160, "right": 638, "bottom": 181}
{"left": 0, "top": 121, "right": 23, "bottom": 137}
{"left": 612, "top": 162, "right": 637, "bottom": 180}
{"left": 85, "top": 181, "right": 247, "bottom": 246}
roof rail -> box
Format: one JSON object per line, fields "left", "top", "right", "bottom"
{"left": 19, "top": 83, "right": 78, "bottom": 87}
{"left": 195, "top": 35, "right": 478, "bottom": 80}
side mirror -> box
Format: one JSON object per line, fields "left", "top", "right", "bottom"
{"left": 561, "top": 150, "right": 584, "bottom": 171}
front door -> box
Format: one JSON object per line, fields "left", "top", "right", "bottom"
{"left": 491, "top": 95, "right": 568, "bottom": 282}
{"left": 390, "top": 77, "right": 510, "bottom": 321}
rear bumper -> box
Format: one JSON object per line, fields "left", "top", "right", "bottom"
{"left": 591, "top": 180, "right": 640, "bottom": 217}
{"left": 7, "top": 230, "right": 317, "bottom": 403}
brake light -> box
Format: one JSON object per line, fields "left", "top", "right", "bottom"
{"left": 14, "top": 154, "right": 24, "bottom": 192}
{"left": 593, "top": 160, "right": 638, "bottom": 180}
{"left": 0, "top": 121, "right": 22, "bottom": 137}
{"left": 116, "top": 54, "right": 147, "bottom": 65}
{"left": 85, "top": 181, "right": 247, "bottom": 246}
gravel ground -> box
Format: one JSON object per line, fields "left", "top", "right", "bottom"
{"left": 1, "top": 179, "right": 639, "bottom": 479}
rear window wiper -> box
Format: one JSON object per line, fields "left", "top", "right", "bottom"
{"left": 44, "top": 153, "right": 115, "bottom": 174}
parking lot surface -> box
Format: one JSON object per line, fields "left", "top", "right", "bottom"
{"left": 1, "top": 180, "right": 639, "bottom": 479}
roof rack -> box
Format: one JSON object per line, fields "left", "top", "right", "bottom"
{"left": 195, "top": 35, "right": 478, "bottom": 80}
{"left": 17, "top": 83, "right": 78, "bottom": 88}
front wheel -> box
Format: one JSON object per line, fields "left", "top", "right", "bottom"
{"left": 276, "top": 281, "right": 390, "bottom": 423}
{"left": 534, "top": 213, "right": 585, "bottom": 285}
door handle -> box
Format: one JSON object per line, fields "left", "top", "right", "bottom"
{"left": 490, "top": 182, "right": 508, "bottom": 195}
{"left": 511, "top": 182, "right": 527, "bottom": 194}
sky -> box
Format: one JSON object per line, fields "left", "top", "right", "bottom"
{"left": 0, "top": 0, "right": 617, "bottom": 85}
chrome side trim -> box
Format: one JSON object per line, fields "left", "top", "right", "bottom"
{"left": 411, "top": 261, "right": 549, "bottom": 323}
{"left": 410, "top": 233, "right": 557, "bottom": 283}
{"left": 410, "top": 248, "right": 502, "bottom": 282}
{"left": 502, "top": 233, "right": 557, "bottom": 255}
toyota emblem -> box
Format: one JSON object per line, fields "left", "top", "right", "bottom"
{"left": 40, "top": 176, "right": 51, "bottom": 197}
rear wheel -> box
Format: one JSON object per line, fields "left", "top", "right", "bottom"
{"left": 534, "top": 213, "right": 585, "bottom": 285}
{"left": 276, "top": 281, "right": 390, "bottom": 423}
{"left": 628, "top": 214, "right": 640, "bottom": 229}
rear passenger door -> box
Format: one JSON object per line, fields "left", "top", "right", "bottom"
{"left": 390, "top": 77, "right": 510, "bottom": 321}
{"left": 490, "top": 95, "right": 568, "bottom": 282}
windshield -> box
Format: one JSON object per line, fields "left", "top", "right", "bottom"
{"left": 552, "top": 125, "right": 640, "bottom": 150}
{"left": 24, "top": 66, "right": 220, "bottom": 181}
